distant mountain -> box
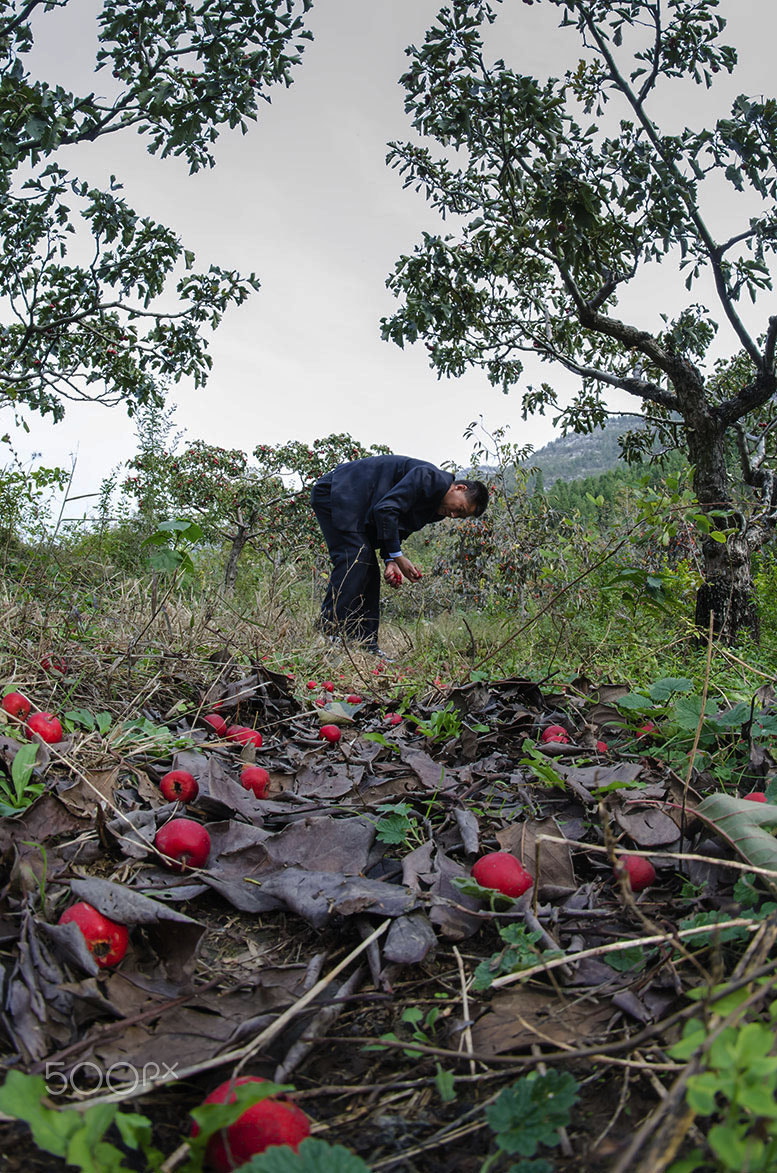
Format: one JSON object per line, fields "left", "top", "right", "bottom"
{"left": 522, "top": 414, "right": 645, "bottom": 485}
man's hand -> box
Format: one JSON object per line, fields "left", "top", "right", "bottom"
{"left": 394, "top": 555, "right": 423, "bottom": 583}
{"left": 384, "top": 561, "right": 403, "bottom": 588}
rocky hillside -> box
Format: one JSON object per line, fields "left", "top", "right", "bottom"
{"left": 524, "top": 414, "right": 644, "bottom": 485}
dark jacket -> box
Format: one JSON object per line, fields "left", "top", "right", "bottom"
{"left": 323, "top": 455, "right": 453, "bottom": 559}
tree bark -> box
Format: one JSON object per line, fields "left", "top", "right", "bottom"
{"left": 682, "top": 403, "right": 759, "bottom": 641}
{"left": 223, "top": 530, "right": 249, "bottom": 593}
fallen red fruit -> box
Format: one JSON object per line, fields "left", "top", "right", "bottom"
{"left": 471, "top": 852, "right": 533, "bottom": 897}
{"left": 384, "top": 713, "right": 402, "bottom": 727}
{"left": 226, "top": 725, "right": 263, "bottom": 748}
{"left": 27, "top": 711, "right": 63, "bottom": 743}
{"left": 159, "top": 770, "right": 199, "bottom": 803}
{"left": 346, "top": 694, "right": 363, "bottom": 704}
{"left": 306, "top": 681, "right": 318, "bottom": 691}
{"left": 202, "top": 713, "right": 228, "bottom": 737}
{"left": 637, "top": 721, "right": 657, "bottom": 739}
{"left": 58, "top": 901, "right": 129, "bottom": 969}
{"left": 319, "top": 724, "right": 341, "bottom": 743}
{"left": 744, "top": 791, "right": 767, "bottom": 803}
{"left": 193, "top": 1076, "right": 311, "bottom": 1172}
{"left": 241, "top": 766, "right": 270, "bottom": 798}
{"left": 40, "top": 655, "right": 67, "bottom": 675}
{"left": 596, "top": 740, "right": 608, "bottom": 753}
{"left": 154, "top": 818, "right": 211, "bottom": 871}
{"left": 322, "top": 681, "right": 334, "bottom": 692}
{"left": 615, "top": 855, "right": 656, "bottom": 892}
{"left": 2, "top": 692, "right": 31, "bottom": 720}
{"left": 540, "top": 724, "right": 570, "bottom": 744}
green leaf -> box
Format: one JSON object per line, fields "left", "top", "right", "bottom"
{"left": 11, "top": 741, "right": 39, "bottom": 801}
{"left": 233, "top": 1137, "right": 372, "bottom": 1171}
{"left": 647, "top": 677, "right": 693, "bottom": 702}
{"left": 616, "top": 692, "right": 655, "bottom": 712}
{"left": 64, "top": 708, "right": 95, "bottom": 731}
{"left": 486, "top": 1071, "right": 579, "bottom": 1158}
{"left": 604, "top": 945, "right": 645, "bottom": 973}
{"left": 434, "top": 1064, "right": 456, "bottom": 1103}
{"left": 0, "top": 1072, "right": 75, "bottom": 1159}
{"left": 148, "top": 548, "right": 183, "bottom": 572}
{"left": 95, "top": 712, "right": 113, "bottom": 735}
{"left": 695, "top": 792, "right": 777, "bottom": 874}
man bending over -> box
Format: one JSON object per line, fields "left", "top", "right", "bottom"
{"left": 311, "top": 454, "right": 488, "bottom": 654}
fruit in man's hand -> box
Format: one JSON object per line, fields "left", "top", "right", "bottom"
{"left": 241, "top": 766, "right": 270, "bottom": 798}
{"left": 615, "top": 855, "right": 656, "bottom": 892}
{"left": 540, "top": 724, "right": 570, "bottom": 744}
{"left": 319, "top": 724, "right": 341, "bottom": 743}
{"left": 27, "top": 711, "right": 63, "bottom": 743}
{"left": 226, "top": 725, "right": 263, "bottom": 748}
{"left": 2, "top": 692, "right": 31, "bottom": 720}
{"left": 471, "top": 852, "right": 533, "bottom": 897}
{"left": 154, "top": 819, "right": 211, "bottom": 871}
{"left": 58, "top": 901, "right": 128, "bottom": 969}
{"left": 744, "top": 791, "right": 767, "bottom": 802}
{"left": 193, "top": 1076, "right": 311, "bottom": 1172}
{"left": 202, "top": 713, "right": 228, "bottom": 736}
{"left": 159, "top": 770, "right": 199, "bottom": 803}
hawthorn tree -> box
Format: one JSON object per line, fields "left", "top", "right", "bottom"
{"left": 0, "top": 0, "right": 312, "bottom": 422}
{"left": 383, "top": 0, "right": 777, "bottom": 641}
{"left": 122, "top": 432, "right": 390, "bottom": 591}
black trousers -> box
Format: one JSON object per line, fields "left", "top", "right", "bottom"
{"left": 311, "top": 479, "right": 380, "bottom": 649}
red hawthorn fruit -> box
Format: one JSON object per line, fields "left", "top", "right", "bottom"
{"left": 744, "top": 791, "right": 767, "bottom": 803}
{"left": 2, "top": 692, "right": 31, "bottom": 720}
{"left": 306, "top": 681, "right": 318, "bottom": 691}
{"left": 226, "top": 725, "right": 263, "bottom": 748}
{"left": 384, "top": 713, "right": 402, "bottom": 726}
{"left": 615, "top": 855, "right": 656, "bottom": 892}
{"left": 637, "top": 721, "right": 657, "bottom": 739}
{"left": 40, "top": 655, "right": 67, "bottom": 675}
{"left": 241, "top": 766, "right": 270, "bottom": 798}
{"left": 202, "top": 712, "right": 228, "bottom": 737}
{"left": 27, "top": 711, "right": 63, "bottom": 743}
{"left": 540, "top": 724, "right": 570, "bottom": 744}
{"left": 322, "top": 681, "right": 334, "bottom": 692}
{"left": 193, "top": 1076, "right": 311, "bottom": 1172}
{"left": 471, "top": 852, "right": 533, "bottom": 897}
{"left": 159, "top": 770, "right": 199, "bottom": 803}
{"left": 58, "top": 902, "right": 129, "bottom": 969}
{"left": 154, "top": 819, "right": 211, "bottom": 871}
{"left": 596, "top": 740, "right": 608, "bottom": 753}
{"left": 319, "top": 724, "right": 341, "bottom": 743}
{"left": 346, "top": 694, "right": 363, "bottom": 704}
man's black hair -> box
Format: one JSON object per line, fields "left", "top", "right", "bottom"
{"left": 461, "top": 480, "right": 489, "bottom": 516}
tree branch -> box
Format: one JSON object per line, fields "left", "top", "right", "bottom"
{"left": 581, "top": 8, "right": 762, "bottom": 369}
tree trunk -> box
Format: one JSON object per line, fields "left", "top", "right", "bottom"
{"left": 684, "top": 404, "right": 759, "bottom": 642}
{"left": 695, "top": 530, "right": 759, "bottom": 641}
{"left": 223, "top": 530, "right": 249, "bottom": 593}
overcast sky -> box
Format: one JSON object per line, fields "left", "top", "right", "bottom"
{"left": 10, "top": 0, "right": 774, "bottom": 514}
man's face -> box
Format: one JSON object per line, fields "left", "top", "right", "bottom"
{"left": 438, "top": 484, "right": 477, "bottom": 519}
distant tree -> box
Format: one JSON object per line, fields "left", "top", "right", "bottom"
{"left": 383, "top": 0, "right": 777, "bottom": 641}
{"left": 121, "top": 431, "right": 391, "bottom": 591}
{"left": 0, "top": 0, "right": 313, "bottom": 423}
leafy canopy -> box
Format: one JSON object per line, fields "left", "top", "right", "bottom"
{"left": 0, "top": 0, "right": 313, "bottom": 422}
